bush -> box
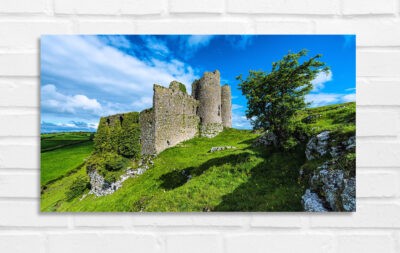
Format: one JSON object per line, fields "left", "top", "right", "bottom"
{"left": 86, "top": 152, "right": 127, "bottom": 172}
{"left": 93, "top": 112, "right": 141, "bottom": 159}
{"left": 66, "top": 177, "right": 89, "bottom": 201}
{"left": 178, "top": 82, "right": 187, "bottom": 93}
{"left": 104, "top": 153, "right": 125, "bottom": 171}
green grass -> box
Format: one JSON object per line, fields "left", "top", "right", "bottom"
{"left": 41, "top": 141, "right": 94, "bottom": 186}
{"left": 42, "top": 129, "right": 306, "bottom": 212}
{"left": 40, "top": 102, "right": 355, "bottom": 212}
{"left": 41, "top": 132, "right": 93, "bottom": 152}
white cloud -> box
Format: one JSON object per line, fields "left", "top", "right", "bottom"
{"left": 232, "top": 111, "right": 252, "bottom": 129}
{"left": 41, "top": 35, "right": 199, "bottom": 115}
{"left": 141, "top": 36, "right": 170, "bottom": 57}
{"left": 41, "top": 84, "right": 102, "bottom": 115}
{"left": 306, "top": 92, "right": 356, "bottom": 107}
{"left": 187, "top": 35, "right": 215, "bottom": 49}
{"left": 99, "top": 35, "right": 132, "bottom": 50}
{"left": 131, "top": 96, "right": 153, "bottom": 111}
{"left": 342, "top": 93, "right": 356, "bottom": 102}
{"left": 232, "top": 104, "right": 243, "bottom": 110}
{"left": 311, "top": 70, "right": 332, "bottom": 91}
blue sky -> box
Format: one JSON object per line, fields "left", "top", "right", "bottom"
{"left": 40, "top": 35, "right": 355, "bottom": 133}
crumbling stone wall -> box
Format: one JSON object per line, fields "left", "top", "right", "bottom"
{"left": 100, "top": 70, "right": 231, "bottom": 156}
{"left": 141, "top": 82, "right": 200, "bottom": 155}
{"left": 139, "top": 108, "right": 156, "bottom": 155}
{"left": 221, "top": 84, "right": 232, "bottom": 128}
{"left": 192, "top": 70, "right": 223, "bottom": 137}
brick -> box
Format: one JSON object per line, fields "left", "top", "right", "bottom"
{"left": 77, "top": 20, "right": 135, "bottom": 33}
{"left": 357, "top": 171, "right": 399, "bottom": 197}
{"left": 0, "top": 53, "right": 38, "bottom": 76}
{"left": 342, "top": 0, "right": 396, "bottom": 15}
{"left": 54, "top": 0, "right": 121, "bottom": 15}
{"left": 48, "top": 233, "right": 160, "bottom": 253}
{"left": 0, "top": 234, "right": 45, "bottom": 253}
{"left": 166, "top": 234, "right": 222, "bottom": 253}
{"left": 135, "top": 20, "right": 254, "bottom": 34}
{"left": 0, "top": 21, "right": 72, "bottom": 50}
{"left": 191, "top": 214, "right": 249, "bottom": 227}
{"left": 0, "top": 0, "right": 46, "bottom": 14}
{"left": 0, "top": 201, "right": 68, "bottom": 227}
{"left": 55, "top": 0, "right": 164, "bottom": 15}
{"left": 315, "top": 18, "right": 400, "bottom": 46}
{"left": 225, "top": 234, "right": 333, "bottom": 253}
{"left": 357, "top": 111, "right": 398, "bottom": 137}
{"left": 357, "top": 142, "right": 400, "bottom": 167}
{"left": 255, "top": 20, "right": 313, "bottom": 33}
{"left": 169, "top": 0, "right": 224, "bottom": 13}
{"left": 0, "top": 79, "right": 38, "bottom": 107}
{"left": 358, "top": 50, "right": 400, "bottom": 78}
{"left": 0, "top": 114, "right": 39, "bottom": 136}
{"left": 358, "top": 81, "right": 400, "bottom": 105}
{"left": 73, "top": 214, "right": 132, "bottom": 227}
{"left": 0, "top": 145, "right": 38, "bottom": 169}
{"left": 132, "top": 214, "right": 247, "bottom": 227}
{"left": 121, "top": 0, "right": 165, "bottom": 15}
{"left": 336, "top": 234, "right": 396, "bottom": 253}
{"left": 250, "top": 213, "right": 303, "bottom": 227}
{"left": 310, "top": 203, "right": 400, "bottom": 228}
{"left": 227, "top": 0, "right": 339, "bottom": 15}
{"left": 0, "top": 173, "right": 38, "bottom": 198}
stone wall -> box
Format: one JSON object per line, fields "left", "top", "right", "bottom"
{"left": 192, "top": 70, "right": 223, "bottom": 137}
{"left": 139, "top": 108, "right": 156, "bottom": 155}
{"left": 221, "top": 84, "right": 232, "bottom": 128}
{"left": 151, "top": 83, "right": 199, "bottom": 154}
{"left": 105, "top": 71, "right": 231, "bottom": 155}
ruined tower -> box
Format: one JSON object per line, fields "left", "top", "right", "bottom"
{"left": 140, "top": 82, "right": 199, "bottom": 155}
{"left": 192, "top": 70, "right": 223, "bottom": 138}
{"left": 221, "top": 84, "right": 232, "bottom": 128}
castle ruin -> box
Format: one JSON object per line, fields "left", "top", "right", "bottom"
{"left": 140, "top": 70, "right": 232, "bottom": 155}
{"left": 98, "top": 70, "right": 232, "bottom": 156}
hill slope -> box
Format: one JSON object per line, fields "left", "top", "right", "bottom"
{"left": 41, "top": 102, "right": 355, "bottom": 212}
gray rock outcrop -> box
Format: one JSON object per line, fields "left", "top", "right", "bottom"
{"left": 302, "top": 189, "right": 327, "bottom": 212}
{"left": 209, "top": 146, "right": 236, "bottom": 153}
{"left": 305, "top": 131, "right": 330, "bottom": 160}
{"left": 302, "top": 162, "right": 356, "bottom": 212}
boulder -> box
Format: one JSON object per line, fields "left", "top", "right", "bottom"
{"left": 253, "top": 131, "right": 277, "bottom": 147}
{"left": 306, "top": 162, "right": 356, "bottom": 212}
{"left": 341, "top": 177, "right": 356, "bottom": 211}
{"left": 305, "top": 131, "right": 330, "bottom": 160}
{"left": 302, "top": 189, "right": 327, "bottom": 212}
{"left": 210, "top": 146, "right": 236, "bottom": 153}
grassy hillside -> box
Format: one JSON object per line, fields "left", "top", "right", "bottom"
{"left": 41, "top": 132, "right": 92, "bottom": 152}
{"left": 40, "top": 133, "right": 93, "bottom": 186}
{"left": 40, "top": 102, "right": 355, "bottom": 212}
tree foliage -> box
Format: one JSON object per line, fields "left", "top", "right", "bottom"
{"left": 238, "top": 49, "right": 329, "bottom": 149}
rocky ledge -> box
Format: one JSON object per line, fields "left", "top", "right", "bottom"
{"left": 87, "top": 156, "right": 154, "bottom": 197}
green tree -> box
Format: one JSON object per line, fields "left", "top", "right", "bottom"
{"left": 238, "top": 49, "right": 329, "bottom": 149}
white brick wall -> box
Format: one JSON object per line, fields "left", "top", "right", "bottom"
{"left": 0, "top": 0, "right": 399, "bottom": 252}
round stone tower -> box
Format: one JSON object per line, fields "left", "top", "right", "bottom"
{"left": 221, "top": 84, "right": 232, "bottom": 128}
{"left": 192, "top": 70, "right": 223, "bottom": 137}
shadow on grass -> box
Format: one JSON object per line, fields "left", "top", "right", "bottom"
{"left": 159, "top": 152, "right": 254, "bottom": 190}
{"left": 214, "top": 147, "right": 306, "bottom": 211}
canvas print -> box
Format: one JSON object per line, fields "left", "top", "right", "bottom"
{"left": 40, "top": 35, "right": 356, "bottom": 212}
